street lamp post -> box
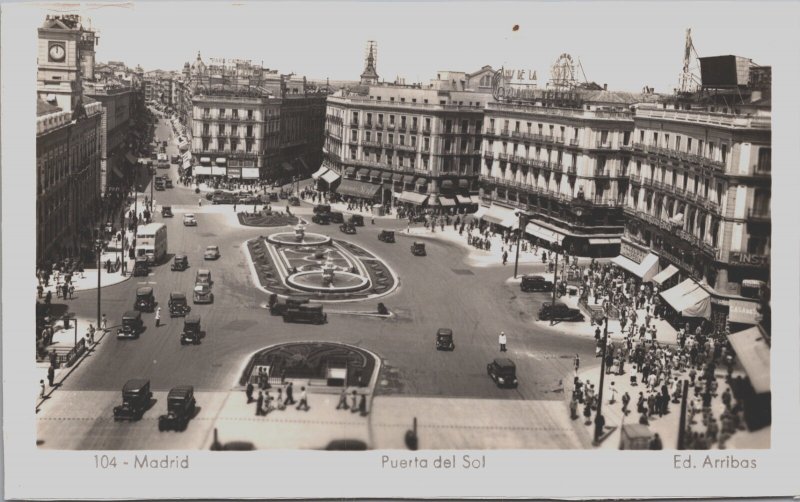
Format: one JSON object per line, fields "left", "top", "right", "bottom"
{"left": 513, "top": 211, "right": 529, "bottom": 279}
{"left": 95, "top": 230, "right": 103, "bottom": 334}
{"left": 593, "top": 316, "right": 609, "bottom": 445}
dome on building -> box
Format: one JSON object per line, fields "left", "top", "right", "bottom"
{"left": 191, "top": 51, "right": 206, "bottom": 75}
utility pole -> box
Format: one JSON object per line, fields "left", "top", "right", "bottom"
{"left": 593, "top": 316, "right": 609, "bottom": 445}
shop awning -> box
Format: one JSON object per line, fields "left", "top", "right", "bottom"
{"left": 415, "top": 178, "right": 428, "bottom": 186}
{"left": 729, "top": 298, "right": 762, "bottom": 325}
{"left": 397, "top": 191, "right": 429, "bottom": 205}
{"left": 455, "top": 195, "right": 474, "bottom": 205}
{"left": 200, "top": 157, "right": 211, "bottom": 164}
{"left": 216, "top": 157, "right": 227, "bottom": 165}
{"left": 652, "top": 265, "right": 679, "bottom": 286}
{"left": 211, "top": 166, "right": 226, "bottom": 176}
{"left": 588, "top": 238, "right": 621, "bottom": 245}
{"left": 391, "top": 173, "right": 403, "bottom": 182}
{"left": 381, "top": 171, "right": 393, "bottom": 181}
{"left": 125, "top": 152, "right": 138, "bottom": 164}
{"left": 321, "top": 170, "right": 341, "bottom": 185}
{"left": 440, "top": 180, "right": 454, "bottom": 189}
{"left": 525, "top": 222, "right": 564, "bottom": 245}
{"left": 344, "top": 166, "right": 356, "bottom": 176}
{"left": 610, "top": 252, "right": 660, "bottom": 282}
{"left": 335, "top": 178, "right": 380, "bottom": 199}
{"left": 472, "top": 205, "right": 490, "bottom": 219}
{"left": 659, "top": 279, "right": 711, "bottom": 318}
{"left": 482, "top": 205, "right": 519, "bottom": 229}
{"left": 194, "top": 165, "right": 212, "bottom": 176}
{"left": 459, "top": 179, "right": 470, "bottom": 189}
{"left": 242, "top": 167, "right": 260, "bottom": 179}
{"left": 311, "top": 166, "right": 329, "bottom": 180}
{"left": 182, "top": 160, "right": 192, "bottom": 169}
{"left": 402, "top": 175, "right": 415, "bottom": 184}
{"left": 437, "top": 196, "right": 457, "bottom": 207}
{"left": 369, "top": 170, "right": 381, "bottom": 179}
{"left": 727, "top": 327, "right": 770, "bottom": 394}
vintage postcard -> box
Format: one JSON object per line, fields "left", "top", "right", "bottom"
{"left": 2, "top": 1, "right": 798, "bottom": 499}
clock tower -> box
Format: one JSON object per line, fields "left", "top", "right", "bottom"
{"left": 37, "top": 15, "right": 95, "bottom": 112}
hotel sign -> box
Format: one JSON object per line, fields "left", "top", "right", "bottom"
{"left": 620, "top": 242, "right": 647, "bottom": 264}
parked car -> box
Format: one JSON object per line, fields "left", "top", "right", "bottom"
{"left": 134, "top": 286, "right": 156, "bottom": 312}
{"left": 132, "top": 256, "right": 150, "bottom": 277}
{"left": 313, "top": 204, "right": 331, "bottom": 214}
{"left": 170, "top": 154, "right": 180, "bottom": 164}
{"left": 169, "top": 292, "right": 190, "bottom": 317}
{"left": 158, "top": 386, "right": 196, "bottom": 432}
{"left": 329, "top": 211, "right": 344, "bottom": 224}
{"left": 183, "top": 213, "right": 197, "bottom": 226}
{"left": 311, "top": 213, "right": 330, "bottom": 225}
{"left": 113, "top": 379, "right": 153, "bottom": 421}
{"left": 537, "top": 301, "right": 583, "bottom": 322}
{"left": 435, "top": 328, "right": 455, "bottom": 351}
{"left": 161, "top": 206, "right": 173, "bottom": 217}
{"left": 171, "top": 254, "right": 189, "bottom": 271}
{"left": 195, "top": 269, "right": 212, "bottom": 287}
{"left": 283, "top": 303, "right": 327, "bottom": 324}
{"left": 193, "top": 283, "right": 214, "bottom": 304}
{"left": 165, "top": 179, "right": 173, "bottom": 189}
{"left": 155, "top": 180, "right": 165, "bottom": 191}
{"left": 411, "top": 242, "right": 426, "bottom": 256}
{"left": 378, "top": 230, "right": 395, "bottom": 243}
{"left": 487, "top": 358, "right": 518, "bottom": 388}
{"left": 180, "top": 315, "right": 203, "bottom": 345}
{"left": 348, "top": 214, "right": 364, "bottom": 226}
{"left": 204, "top": 245, "right": 220, "bottom": 260}
{"left": 288, "top": 195, "right": 301, "bottom": 206}
{"left": 339, "top": 222, "right": 356, "bottom": 234}
{"left": 520, "top": 274, "right": 554, "bottom": 292}
{"left": 212, "top": 193, "right": 235, "bottom": 205}
{"left": 117, "top": 310, "right": 143, "bottom": 339}
{"left": 268, "top": 293, "right": 310, "bottom": 316}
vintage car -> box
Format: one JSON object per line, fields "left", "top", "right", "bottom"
{"left": 204, "top": 245, "right": 221, "bottom": 260}
{"left": 170, "top": 154, "right": 180, "bottom": 164}
{"left": 113, "top": 378, "right": 153, "bottom": 421}
{"left": 193, "top": 283, "right": 214, "bottom": 304}
{"left": 117, "top": 310, "right": 143, "bottom": 339}
{"left": 134, "top": 286, "right": 156, "bottom": 313}
{"left": 268, "top": 293, "right": 310, "bottom": 316}
{"left": 435, "top": 328, "right": 455, "bottom": 351}
{"left": 410, "top": 242, "right": 426, "bottom": 256}
{"left": 348, "top": 214, "right": 365, "bottom": 226}
{"left": 158, "top": 385, "right": 197, "bottom": 432}
{"left": 487, "top": 358, "right": 518, "bottom": 388}
{"left": 520, "top": 274, "right": 554, "bottom": 293}
{"left": 537, "top": 301, "right": 583, "bottom": 322}
{"left": 339, "top": 222, "right": 357, "bottom": 234}
{"left": 169, "top": 292, "right": 191, "bottom": 317}
{"left": 329, "top": 211, "right": 345, "bottom": 224}
{"left": 205, "top": 190, "right": 221, "bottom": 201}
{"left": 288, "top": 195, "right": 301, "bottom": 206}
{"left": 378, "top": 230, "right": 395, "bottom": 243}
{"left": 311, "top": 213, "right": 331, "bottom": 225}
{"left": 132, "top": 256, "right": 150, "bottom": 277}
{"left": 313, "top": 204, "right": 331, "bottom": 214}
{"left": 154, "top": 179, "right": 165, "bottom": 191}
{"left": 283, "top": 303, "right": 327, "bottom": 325}
{"left": 180, "top": 315, "right": 203, "bottom": 345}
{"left": 195, "top": 269, "right": 212, "bottom": 287}
{"left": 164, "top": 179, "right": 174, "bottom": 189}
{"left": 161, "top": 205, "right": 173, "bottom": 217}
{"left": 171, "top": 254, "right": 189, "bottom": 271}
{"left": 212, "top": 193, "right": 236, "bottom": 205}
{"left": 183, "top": 213, "right": 197, "bottom": 226}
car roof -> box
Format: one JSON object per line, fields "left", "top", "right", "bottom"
{"left": 493, "top": 358, "right": 516, "bottom": 368}
{"left": 136, "top": 286, "right": 153, "bottom": 295}
{"left": 185, "top": 314, "right": 201, "bottom": 324}
{"left": 163, "top": 205, "right": 172, "bottom": 209}
{"left": 170, "top": 292, "right": 186, "bottom": 299}
{"left": 184, "top": 213, "right": 195, "bottom": 217}
{"left": 523, "top": 274, "right": 546, "bottom": 280}
{"left": 123, "top": 378, "right": 150, "bottom": 392}
{"left": 175, "top": 254, "right": 187, "bottom": 259}
{"left": 206, "top": 245, "right": 218, "bottom": 249}
{"left": 167, "top": 385, "right": 193, "bottom": 399}
{"left": 544, "top": 301, "right": 568, "bottom": 308}
{"left": 198, "top": 269, "right": 210, "bottom": 274}
{"left": 437, "top": 328, "right": 453, "bottom": 335}
{"left": 123, "top": 310, "right": 141, "bottom": 318}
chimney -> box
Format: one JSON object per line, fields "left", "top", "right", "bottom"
{"left": 603, "top": 83, "right": 608, "bottom": 91}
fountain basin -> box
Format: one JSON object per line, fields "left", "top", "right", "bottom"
{"left": 267, "top": 232, "right": 331, "bottom": 246}
{"left": 286, "top": 270, "right": 370, "bottom": 293}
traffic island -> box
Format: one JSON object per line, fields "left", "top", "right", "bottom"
{"left": 238, "top": 211, "right": 299, "bottom": 227}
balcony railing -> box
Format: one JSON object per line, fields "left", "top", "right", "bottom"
{"left": 410, "top": 125, "right": 418, "bottom": 133}
{"left": 569, "top": 139, "right": 580, "bottom": 147}
{"left": 483, "top": 151, "right": 495, "bottom": 160}
{"left": 635, "top": 105, "right": 771, "bottom": 130}
{"left": 396, "top": 144, "right": 415, "bottom": 152}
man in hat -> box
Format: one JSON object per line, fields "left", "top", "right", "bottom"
{"left": 498, "top": 332, "right": 507, "bottom": 352}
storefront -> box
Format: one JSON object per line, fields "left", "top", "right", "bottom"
{"left": 610, "top": 242, "right": 660, "bottom": 282}
{"left": 525, "top": 221, "right": 565, "bottom": 246}
{"left": 434, "top": 195, "right": 457, "bottom": 214}
{"left": 396, "top": 191, "right": 429, "bottom": 206}
{"left": 334, "top": 178, "right": 380, "bottom": 201}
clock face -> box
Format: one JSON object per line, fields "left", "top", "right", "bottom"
{"left": 49, "top": 43, "right": 65, "bottom": 62}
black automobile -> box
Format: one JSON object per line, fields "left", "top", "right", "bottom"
{"left": 411, "top": 242, "right": 426, "bottom": 256}
{"left": 311, "top": 213, "right": 331, "bottom": 225}
{"left": 181, "top": 315, "right": 203, "bottom": 345}
{"left": 212, "top": 193, "right": 235, "bottom": 205}
{"left": 537, "top": 301, "right": 583, "bottom": 322}
{"left": 169, "top": 292, "right": 190, "bottom": 317}
{"left": 288, "top": 196, "right": 301, "bottom": 206}
{"left": 520, "top": 274, "right": 554, "bottom": 292}
{"left": 378, "top": 230, "right": 395, "bottom": 243}
{"left": 113, "top": 379, "right": 153, "bottom": 421}
{"left": 132, "top": 257, "right": 150, "bottom": 277}
{"left": 348, "top": 214, "right": 364, "bottom": 226}
{"left": 339, "top": 222, "right": 356, "bottom": 234}
{"left": 329, "top": 211, "right": 344, "bottom": 224}
{"left": 165, "top": 179, "right": 174, "bottom": 189}
{"left": 170, "top": 154, "right": 180, "bottom": 164}
{"left": 268, "top": 293, "right": 310, "bottom": 316}
{"left": 171, "top": 254, "right": 189, "bottom": 271}
{"left": 161, "top": 206, "right": 174, "bottom": 217}
{"left": 134, "top": 286, "right": 156, "bottom": 312}
{"left": 155, "top": 179, "right": 165, "bottom": 191}
{"left": 435, "top": 328, "right": 455, "bottom": 351}
{"left": 487, "top": 358, "right": 518, "bottom": 388}
{"left": 117, "top": 310, "right": 143, "bottom": 339}
{"left": 313, "top": 204, "right": 331, "bottom": 214}
{"left": 158, "top": 385, "right": 196, "bottom": 432}
{"left": 283, "top": 303, "right": 327, "bottom": 324}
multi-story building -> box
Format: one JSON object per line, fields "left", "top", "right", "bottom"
{"left": 322, "top": 83, "right": 491, "bottom": 206}
{"left": 617, "top": 67, "right": 770, "bottom": 332}
{"left": 85, "top": 81, "right": 137, "bottom": 194}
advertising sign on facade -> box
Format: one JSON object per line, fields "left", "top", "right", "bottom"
{"left": 620, "top": 242, "right": 648, "bottom": 264}
{"left": 728, "top": 298, "right": 762, "bottom": 324}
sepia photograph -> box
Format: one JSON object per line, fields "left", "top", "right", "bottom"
{"left": 3, "top": 1, "right": 799, "bottom": 499}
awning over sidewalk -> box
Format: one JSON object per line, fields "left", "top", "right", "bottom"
{"left": 182, "top": 160, "right": 192, "bottom": 169}
{"left": 482, "top": 205, "right": 519, "bottom": 228}
{"left": 437, "top": 196, "right": 457, "bottom": 207}
{"left": 311, "top": 166, "right": 329, "bottom": 180}
{"left": 588, "top": 237, "right": 621, "bottom": 245}
{"left": 321, "top": 170, "right": 341, "bottom": 185}
{"left": 335, "top": 179, "right": 380, "bottom": 199}
{"left": 472, "top": 205, "right": 490, "bottom": 219}
{"left": 455, "top": 195, "right": 475, "bottom": 205}
{"left": 194, "top": 166, "right": 212, "bottom": 176}
{"left": 652, "top": 265, "right": 679, "bottom": 286}
{"left": 610, "top": 252, "right": 660, "bottom": 282}
{"left": 727, "top": 327, "right": 770, "bottom": 394}
{"left": 525, "top": 222, "right": 565, "bottom": 245}
{"left": 397, "top": 191, "right": 429, "bottom": 205}
{"left": 344, "top": 166, "right": 356, "bottom": 176}
{"left": 659, "top": 279, "right": 711, "bottom": 318}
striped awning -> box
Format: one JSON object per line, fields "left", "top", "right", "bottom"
{"left": 610, "top": 252, "right": 660, "bottom": 282}
{"left": 659, "top": 279, "right": 711, "bottom": 318}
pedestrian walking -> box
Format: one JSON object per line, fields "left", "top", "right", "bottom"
{"left": 296, "top": 386, "right": 310, "bottom": 411}
{"left": 40, "top": 380, "right": 46, "bottom": 399}
{"left": 88, "top": 324, "right": 96, "bottom": 344}
{"left": 37, "top": 284, "right": 44, "bottom": 298}
{"left": 350, "top": 390, "right": 359, "bottom": 411}
{"left": 336, "top": 388, "right": 349, "bottom": 410}
{"left": 155, "top": 307, "right": 162, "bottom": 327}
{"left": 245, "top": 382, "right": 254, "bottom": 403}
{"left": 101, "top": 314, "right": 108, "bottom": 331}
{"left": 608, "top": 381, "right": 618, "bottom": 404}
{"left": 47, "top": 365, "right": 55, "bottom": 388}
{"left": 255, "top": 391, "right": 263, "bottom": 416}
{"left": 284, "top": 382, "right": 295, "bottom": 405}
{"left": 502, "top": 250, "right": 508, "bottom": 265}
{"left": 621, "top": 391, "right": 631, "bottom": 416}
{"left": 574, "top": 354, "right": 580, "bottom": 376}
{"left": 498, "top": 331, "right": 507, "bottom": 352}
{"left": 68, "top": 284, "right": 75, "bottom": 299}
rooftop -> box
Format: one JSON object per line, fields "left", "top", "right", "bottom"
{"left": 36, "top": 98, "right": 62, "bottom": 117}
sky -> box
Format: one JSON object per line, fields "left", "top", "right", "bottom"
{"left": 14, "top": 1, "right": 800, "bottom": 93}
